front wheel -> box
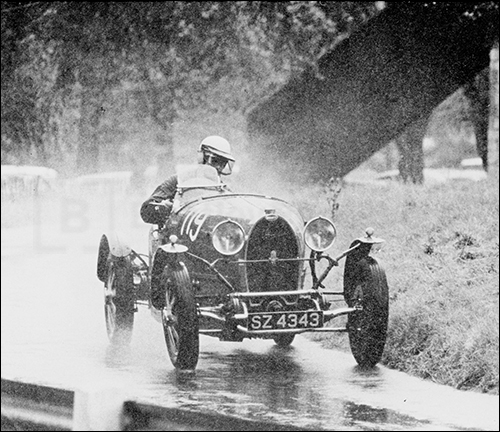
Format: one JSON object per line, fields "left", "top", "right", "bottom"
{"left": 104, "top": 259, "right": 135, "bottom": 345}
{"left": 162, "top": 263, "right": 199, "bottom": 371}
{"left": 344, "top": 256, "right": 389, "bottom": 368}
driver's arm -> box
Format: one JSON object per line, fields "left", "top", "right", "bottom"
{"left": 140, "top": 175, "right": 177, "bottom": 225}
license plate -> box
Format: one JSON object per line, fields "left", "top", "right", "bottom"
{"left": 248, "top": 311, "right": 323, "bottom": 331}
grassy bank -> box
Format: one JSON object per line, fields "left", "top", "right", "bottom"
{"left": 293, "top": 175, "right": 499, "bottom": 395}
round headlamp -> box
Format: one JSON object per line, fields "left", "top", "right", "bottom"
{"left": 304, "top": 217, "right": 337, "bottom": 252}
{"left": 212, "top": 220, "right": 245, "bottom": 255}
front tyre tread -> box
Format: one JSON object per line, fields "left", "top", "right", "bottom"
{"left": 345, "top": 257, "right": 389, "bottom": 368}
{"left": 162, "top": 263, "right": 199, "bottom": 371}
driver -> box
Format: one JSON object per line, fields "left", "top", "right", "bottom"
{"left": 140, "top": 135, "right": 235, "bottom": 225}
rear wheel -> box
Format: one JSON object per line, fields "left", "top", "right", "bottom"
{"left": 344, "top": 257, "right": 389, "bottom": 368}
{"left": 104, "top": 259, "right": 135, "bottom": 345}
{"left": 162, "top": 263, "right": 199, "bottom": 371}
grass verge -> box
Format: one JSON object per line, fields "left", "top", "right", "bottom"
{"left": 295, "top": 175, "right": 499, "bottom": 395}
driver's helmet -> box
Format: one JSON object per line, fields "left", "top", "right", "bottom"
{"left": 197, "top": 135, "right": 235, "bottom": 175}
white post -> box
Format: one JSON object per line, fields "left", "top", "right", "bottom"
{"left": 72, "top": 384, "right": 128, "bottom": 431}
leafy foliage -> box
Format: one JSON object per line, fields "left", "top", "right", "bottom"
{"left": 0, "top": 1, "right": 378, "bottom": 172}
{"left": 1, "top": 1, "right": 497, "bottom": 173}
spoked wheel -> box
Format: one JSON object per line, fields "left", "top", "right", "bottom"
{"left": 344, "top": 256, "right": 389, "bottom": 368}
{"left": 273, "top": 333, "right": 296, "bottom": 347}
{"left": 104, "top": 260, "right": 135, "bottom": 345}
{"left": 161, "top": 263, "right": 199, "bottom": 371}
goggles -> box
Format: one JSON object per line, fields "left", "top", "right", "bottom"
{"left": 204, "top": 152, "right": 227, "bottom": 168}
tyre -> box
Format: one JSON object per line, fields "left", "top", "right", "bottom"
{"left": 97, "top": 235, "right": 110, "bottom": 283}
{"left": 344, "top": 256, "right": 389, "bottom": 368}
{"left": 104, "top": 259, "right": 135, "bottom": 345}
{"left": 161, "top": 263, "right": 199, "bottom": 371}
{"left": 273, "top": 334, "right": 296, "bottom": 347}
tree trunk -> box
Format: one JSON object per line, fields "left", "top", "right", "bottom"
{"left": 247, "top": 4, "right": 496, "bottom": 183}
{"left": 488, "top": 43, "right": 499, "bottom": 178}
{"left": 395, "top": 116, "right": 426, "bottom": 184}
{"left": 463, "top": 68, "right": 489, "bottom": 171}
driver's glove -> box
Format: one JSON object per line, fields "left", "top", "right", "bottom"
{"left": 141, "top": 200, "right": 172, "bottom": 225}
{"left": 152, "top": 200, "right": 172, "bottom": 222}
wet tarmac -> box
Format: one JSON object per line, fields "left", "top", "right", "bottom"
{"left": 2, "top": 220, "right": 499, "bottom": 431}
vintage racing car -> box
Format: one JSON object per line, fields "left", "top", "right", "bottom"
{"left": 96, "top": 165, "right": 389, "bottom": 371}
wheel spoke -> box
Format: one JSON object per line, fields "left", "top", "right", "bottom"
{"left": 103, "top": 262, "right": 135, "bottom": 345}
{"left": 167, "top": 328, "right": 179, "bottom": 352}
{"left": 105, "top": 301, "right": 116, "bottom": 338}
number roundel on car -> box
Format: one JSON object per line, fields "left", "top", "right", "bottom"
{"left": 212, "top": 220, "right": 245, "bottom": 255}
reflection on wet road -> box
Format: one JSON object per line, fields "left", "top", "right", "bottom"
{"left": 2, "top": 224, "right": 498, "bottom": 431}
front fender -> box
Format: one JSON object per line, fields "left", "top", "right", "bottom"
{"left": 348, "top": 227, "right": 385, "bottom": 259}
{"left": 97, "top": 235, "right": 110, "bottom": 282}
{"left": 150, "top": 247, "right": 188, "bottom": 309}
{"left": 343, "top": 228, "right": 385, "bottom": 304}
{"left": 108, "top": 232, "right": 132, "bottom": 258}
{"left": 96, "top": 233, "right": 132, "bottom": 283}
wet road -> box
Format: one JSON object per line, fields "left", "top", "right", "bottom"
{"left": 1, "top": 217, "right": 499, "bottom": 431}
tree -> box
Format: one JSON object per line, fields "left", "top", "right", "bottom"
{"left": 1, "top": 1, "right": 378, "bottom": 173}
{"left": 247, "top": 1, "right": 499, "bottom": 183}
{"left": 9, "top": 1, "right": 495, "bottom": 181}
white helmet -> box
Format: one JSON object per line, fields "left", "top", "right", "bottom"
{"left": 199, "top": 136, "right": 235, "bottom": 161}
{"left": 198, "top": 136, "right": 235, "bottom": 175}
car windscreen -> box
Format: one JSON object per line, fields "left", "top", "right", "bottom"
{"left": 173, "top": 164, "right": 227, "bottom": 208}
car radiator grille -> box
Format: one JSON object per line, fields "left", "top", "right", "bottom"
{"left": 246, "top": 216, "right": 300, "bottom": 293}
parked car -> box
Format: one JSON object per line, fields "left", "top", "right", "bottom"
{"left": 96, "top": 165, "right": 389, "bottom": 371}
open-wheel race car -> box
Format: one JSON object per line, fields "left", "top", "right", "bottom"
{"left": 96, "top": 165, "right": 389, "bottom": 372}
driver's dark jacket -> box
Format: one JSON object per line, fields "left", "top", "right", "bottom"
{"left": 140, "top": 175, "right": 178, "bottom": 225}
{"left": 140, "top": 172, "right": 228, "bottom": 225}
